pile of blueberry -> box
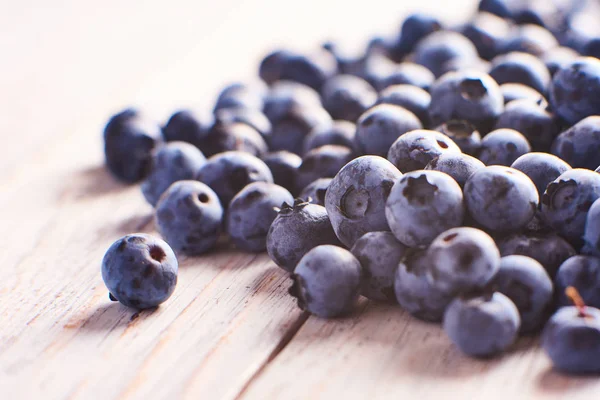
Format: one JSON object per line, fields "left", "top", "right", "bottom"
{"left": 100, "top": 0, "right": 600, "bottom": 374}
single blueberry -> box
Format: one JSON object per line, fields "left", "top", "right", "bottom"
{"left": 376, "top": 84, "right": 431, "bottom": 127}
{"left": 425, "top": 152, "right": 485, "bottom": 188}
{"left": 213, "top": 82, "right": 265, "bottom": 113}
{"left": 477, "top": 128, "right": 531, "bottom": 166}
{"left": 434, "top": 120, "right": 482, "bottom": 156}
{"left": 295, "top": 145, "right": 354, "bottom": 193}
{"left": 214, "top": 107, "right": 272, "bottom": 144}
{"left": 387, "top": 129, "right": 461, "bottom": 172}
{"left": 261, "top": 151, "right": 302, "bottom": 195}
{"left": 163, "top": 109, "right": 211, "bottom": 149}
{"left": 269, "top": 104, "right": 332, "bottom": 155}
{"left": 320, "top": 75, "right": 377, "bottom": 122}
{"left": 511, "top": 152, "right": 571, "bottom": 197}
{"left": 490, "top": 52, "right": 551, "bottom": 94}
{"left": 555, "top": 255, "right": 600, "bottom": 309}
{"left": 388, "top": 13, "right": 443, "bottom": 61}
{"left": 500, "top": 83, "right": 548, "bottom": 106}
{"left": 200, "top": 121, "right": 268, "bottom": 158}
{"left": 259, "top": 50, "right": 295, "bottom": 85}
{"left": 263, "top": 80, "right": 322, "bottom": 123}
{"left": 303, "top": 120, "right": 356, "bottom": 154}
{"left": 583, "top": 199, "right": 600, "bottom": 257}
{"left": 413, "top": 31, "right": 480, "bottom": 78}
{"left": 298, "top": 177, "right": 332, "bottom": 206}
{"left": 462, "top": 12, "right": 511, "bottom": 60}
{"left": 378, "top": 62, "right": 435, "bottom": 91}
{"left": 551, "top": 116, "right": 600, "bottom": 170}
{"left": 503, "top": 24, "right": 559, "bottom": 56}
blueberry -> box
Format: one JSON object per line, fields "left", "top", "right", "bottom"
{"left": 378, "top": 62, "right": 436, "bottom": 91}
{"left": 351, "top": 231, "right": 408, "bottom": 302}
{"left": 551, "top": 116, "right": 600, "bottom": 170}
{"left": 386, "top": 170, "right": 464, "bottom": 248}
{"left": 555, "top": 255, "right": 600, "bottom": 308}
{"left": 428, "top": 70, "right": 504, "bottom": 134}
{"left": 490, "top": 52, "right": 551, "bottom": 94}
{"left": 226, "top": 182, "right": 293, "bottom": 252}
{"left": 213, "top": 82, "right": 265, "bottom": 113}
{"left": 504, "top": 24, "right": 559, "bottom": 56}
{"left": 500, "top": 83, "right": 548, "bottom": 106}
{"left": 376, "top": 84, "right": 431, "bottom": 126}
{"left": 425, "top": 152, "right": 485, "bottom": 188}
{"left": 295, "top": 145, "right": 353, "bottom": 193}
{"left": 267, "top": 199, "right": 340, "bottom": 272}
{"left": 462, "top": 12, "right": 511, "bottom": 60}
{"left": 497, "top": 233, "right": 577, "bottom": 278}
{"left": 394, "top": 248, "right": 454, "bottom": 322}
{"left": 443, "top": 292, "right": 520, "bottom": 358}
{"left": 289, "top": 245, "right": 362, "bottom": 318}
{"left": 269, "top": 104, "right": 332, "bottom": 155}
{"left": 349, "top": 52, "right": 396, "bottom": 91}
{"left": 478, "top": 0, "right": 524, "bottom": 19}
{"left": 298, "top": 177, "right": 332, "bottom": 206}
{"left": 278, "top": 49, "right": 338, "bottom": 91}
{"left": 196, "top": 151, "right": 273, "bottom": 208}
{"left": 427, "top": 227, "right": 501, "bottom": 294}
{"left": 163, "top": 110, "right": 211, "bottom": 149}
{"left": 542, "top": 46, "right": 580, "bottom": 76}
{"left": 387, "top": 129, "right": 461, "bottom": 172}
{"left": 155, "top": 181, "right": 223, "bottom": 255}
{"left": 511, "top": 152, "right": 571, "bottom": 197}
{"left": 325, "top": 155, "right": 402, "bottom": 248}
{"left": 261, "top": 151, "right": 302, "bottom": 194}
{"left": 541, "top": 169, "right": 600, "bottom": 245}
{"left": 494, "top": 255, "right": 553, "bottom": 333}
{"left": 477, "top": 128, "right": 531, "bottom": 166}
{"left": 102, "top": 233, "right": 178, "bottom": 309}
{"left": 259, "top": 50, "right": 295, "bottom": 85}
{"left": 320, "top": 75, "right": 377, "bottom": 122}
{"left": 141, "top": 142, "right": 207, "bottom": 207}
{"left": 355, "top": 104, "right": 423, "bottom": 157}
{"left": 388, "top": 13, "right": 443, "bottom": 61}
{"left": 434, "top": 120, "right": 482, "bottom": 156}
{"left": 549, "top": 57, "right": 600, "bottom": 125}
{"left": 464, "top": 166, "right": 538, "bottom": 233}
{"left": 263, "top": 81, "right": 322, "bottom": 123}
{"left": 103, "top": 108, "right": 163, "bottom": 183}
{"left": 214, "top": 107, "right": 272, "bottom": 143}
{"left": 494, "top": 99, "right": 560, "bottom": 152}
{"left": 583, "top": 199, "right": 600, "bottom": 257}
{"left": 584, "top": 37, "right": 600, "bottom": 58}
{"left": 200, "top": 121, "right": 268, "bottom": 158}
{"left": 303, "top": 120, "right": 356, "bottom": 154}
{"left": 413, "top": 31, "right": 480, "bottom": 78}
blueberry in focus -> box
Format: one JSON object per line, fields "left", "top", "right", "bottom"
{"left": 413, "top": 31, "right": 480, "bottom": 78}
{"left": 434, "top": 120, "right": 482, "bottom": 156}
{"left": 477, "top": 128, "right": 531, "bottom": 166}
{"left": 555, "top": 255, "right": 600, "bottom": 309}
{"left": 387, "top": 129, "right": 461, "bottom": 172}
{"left": 551, "top": 116, "right": 600, "bottom": 170}
{"left": 261, "top": 151, "right": 302, "bottom": 194}
{"left": 320, "top": 75, "right": 377, "bottom": 122}
{"left": 295, "top": 145, "right": 354, "bottom": 193}
{"left": 102, "top": 233, "right": 178, "bottom": 309}
{"left": 500, "top": 83, "right": 547, "bottom": 106}
{"left": 303, "top": 120, "right": 356, "bottom": 154}
{"left": 163, "top": 109, "right": 211, "bottom": 149}
{"left": 489, "top": 52, "right": 551, "bottom": 94}
{"left": 511, "top": 152, "right": 571, "bottom": 197}
{"left": 376, "top": 84, "right": 431, "bottom": 126}
{"left": 298, "top": 177, "right": 332, "bottom": 206}
{"left": 425, "top": 152, "right": 485, "bottom": 188}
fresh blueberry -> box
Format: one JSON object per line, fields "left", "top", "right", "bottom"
{"left": 298, "top": 177, "right": 332, "bottom": 206}
{"left": 541, "top": 169, "right": 600, "bottom": 245}
{"left": 494, "top": 99, "right": 560, "bottom": 152}
{"left": 462, "top": 12, "right": 511, "bottom": 60}
{"left": 464, "top": 166, "right": 538, "bottom": 233}
{"left": 428, "top": 70, "right": 504, "bottom": 134}
{"left": 477, "top": 128, "right": 531, "bottom": 166}
{"left": 277, "top": 49, "right": 338, "bottom": 91}
{"left": 378, "top": 62, "right": 436, "bottom": 91}
{"left": 261, "top": 151, "right": 302, "bottom": 194}
{"left": 511, "top": 152, "right": 571, "bottom": 197}
{"left": 263, "top": 81, "right": 322, "bottom": 123}
{"left": 226, "top": 182, "right": 293, "bottom": 252}
{"left": 289, "top": 245, "right": 362, "bottom": 318}
{"left": 551, "top": 116, "right": 600, "bottom": 170}
{"left": 376, "top": 84, "right": 431, "bottom": 126}
{"left": 320, "top": 75, "right": 377, "bottom": 122}
{"left": 425, "top": 152, "right": 485, "bottom": 188}
{"left": 413, "top": 31, "right": 480, "bottom": 78}
{"left": 387, "top": 129, "right": 461, "bottom": 172}
{"left": 584, "top": 37, "right": 600, "bottom": 58}
{"left": 303, "top": 120, "right": 356, "bottom": 154}
{"left": 504, "top": 24, "right": 559, "bottom": 56}
{"left": 351, "top": 231, "right": 408, "bottom": 302}
{"left": 196, "top": 151, "right": 273, "bottom": 208}
{"left": 542, "top": 46, "right": 580, "bottom": 76}
{"left": 549, "top": 57, "right": 600, "bottom": 125}
{"left": 213, "top": 107, "right": 272, "bottom": 144}
{"left": 102, "top": 233, "right": 178, "bottom": 309}
{"left": 269, "top": 104, "right": 332, "bottom": 155}
{"left": 478, "top": 0, "right": 524, "bottom": 19}
{"left": 489, "top": 52, "right": 551, "bottom": 94}
{"left": 295, "top": 145, "right": 353, "bottom": 193}
{"left": 497, "top": 233, "right": 577, "bottom": 278}
{"left": 434, "top": 120, "right": 482, "bottom": 156}
{"left": 583, "top": 199, "right": 600, "bottom": 257}
{"left": 348, "top": 52, "right": 396, "bottom": 91}
{"left": 155, "top": 180, "right": 223, "bottom": 255}
{"left": 388, "top": 13, "right": 443, "bottom": 62}
{"left": 259, "top": 50, "right": 295, "bottom": 85}
{"left": 267, "top": 199, "right": 340, "bottom": 272}
{"left": 444, "top": 292, "right": 520, "bottom": 358}
{"left": 386, "top": 170, "right": 464, "bottom": 248}
{"left": 325, "top": 155, "right": 402, "bottom": 247}
{"left": 555, "top": 255, "right": 600, "bottom": 308}
{"left": 200, "top": 121, "right": 268, "bottom": 158}
{"left": 162, "top": 110, "right": 211, "bottom": 149}
{"left": 500, "top": 83, "right": 548, "bottom": 106}
{"left": 141, "top": 142, "right": 207, "bottom": 207}
{"left": 213, "top": 82, "right": 265, "bottom": 113}
{"left": 427, "top": 227, "right": 501, "bottom": 294}
{"left": 355, "top": 104, "right": 423, "bottom": 157}
{"left": 494, "top": 255, "right": 553, "bottom": 333}
{"left": 103, "top": 108, "right": 163, "bottom": 183}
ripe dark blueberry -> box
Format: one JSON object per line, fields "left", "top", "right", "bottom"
{"left": 155, "top": 181, "right": 223, "bottom": 255}
{"left": 462, "top": 12, "right": 511, "bottom": 60}
{"left": 320, "top": 75, "right": 377, "bottom": 122}
{"left": 261, "top": 151, "right": 302, "bottom": 194}
{"left": 196, "top": 151, "right": 273, "bottom": 208}
{"left": 103, "top": 108, "right": 163, "bottom": 183}
{"left": 213, "top": 82, "right": 265, "bottom": 113}
{"left": 263, "top": 81, "right": 322, "bottom": 123}
{"left": 583, "top": 199, "right": 600, "bottom": 257}
{"left": 464, "top": 166, "right": 538, "bottom": 234}
{"left": 295, "top": 145, "right": 353, "bottom": 193}
{"left": 349, "top": 52, "right": 396, "bottom": 91}
{"left": 477, "top": 128, "right": 531, "bottom": 166}
{"left": 200, "top": 121, "right": 268, "bottom": 158}
{"left": 504, "top": 24, "right": 559, "bottom": 56}
{"left": 102, "top": 234, "right": 178, "bottom": 309}
{"left": 541, "top": 169, "right": 600, "bottom": 245}
{"left": 163, "top": 110, "right": 211, "bottom": 149}
{"left": 425, "top": 152, "right": 485, "bottom": 188}
{"left": 141, "top": 142, "right": 207, "bottom": 207}
{"left": 511, "top": 152, "right": 571, "bottom": 197}
{"left": 351, "top": 231, "right": 408, "bottom": 302}
{"left": 551, "top": 116, "right": 600, "bottom": 170}
{"left": 214, "top": 107, "right": 272, "bottom": 143}
{"left": 298, "top": 178, "right": 332, "bottom": 206}
{"left": 259, "top": 50, "right": 295, "bottom": 85}
{"left": 226, "top": 182, "right": 293, "bottom": 252}
{"left": 289, "top": 245, "right": 362, "bottom": 318}
{"left": 490, "top": 52, "right": 551, "bottom": 94}
{"left": 386, "top": 170, "right": 464, "bottom": 248}
{"left": 500, "top": 83, "right": 548, "bottom": 106}
{"left": 494, "top": 255, "right": 553, "bottom": 333}
{"left": 389, "top": 13, "right": 443, "bottom": 61}
{"left": 303, "top": 121, "right": 356, "bottom": 154}
{"left": 387, "top": 129, "right": 461, "bottom": 172}
{"left": 555, "top": 256, "right": 600, "bottom": 309}
{"left": 277, "top": 49, "right": 338, "bottom": 91}
{"left": 444, "top": 292, "right": 520, "bottom": 358}
{"left": 269, "top": 104, "right": 332, "bottom": 155}
{"left": 325, "top": 156, "right": 402, "bottom": 248}
{"left": 584, "top": 37, "right": 600, "bottom": 59}
{"left": 542, "top": 46, "right": 580, "bottom": 76}
{"left": 355, "top": 104, "right": 423, "bottom": 157}
{"left": 376, "top": 84, "right": 431, "bottom": 126}
{"left": 434, "top": 120, "right": 482, "bottom": 156}
{"left": 378, "top": 62, "right": 435, "bottom": 91}
{"left": 267, "top": 199, "right": 340, "bottom": 272}
{"left": 428, "top": 70, "right": 504, "bottom": 134}
{"left": 413, "top": 31, "right": 480, "bottom": 78}
{"left": 478, "top": 0, "right": 524, "bottom": 19}
{"left": 549, "top": 57, "right": 600, "bottom": 125}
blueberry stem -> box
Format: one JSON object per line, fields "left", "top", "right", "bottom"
{"left": 566, "top": 286, "right": 588, "bottom": 317}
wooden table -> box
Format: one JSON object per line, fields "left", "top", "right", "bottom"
{"left": 2, "top": 1, "right": 599, "bottom": 398}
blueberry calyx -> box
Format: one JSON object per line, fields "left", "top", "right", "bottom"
{"left": 275, "top": 198, "right": 311, "bottom": 215}
{"left": 542, "top": 179, "right": 577, "bottom": 209}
